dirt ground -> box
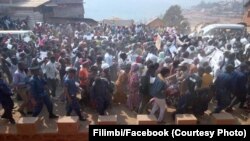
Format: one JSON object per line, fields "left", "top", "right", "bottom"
{"left": 0, "top": 85, "right": 249, "bottom": 134}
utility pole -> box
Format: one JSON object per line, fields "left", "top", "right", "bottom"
{"left": 83, "top": 0, "right": 85, "bottom": 19}
{"left": 243, "top": 0, "right": 246, "bottom": 19}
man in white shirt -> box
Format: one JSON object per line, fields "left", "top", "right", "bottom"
{"left": 104, "top": 48, "right": 113, "bottom": 67}
{"left": 45, "top": 56, "right": 58, "bottom": 98}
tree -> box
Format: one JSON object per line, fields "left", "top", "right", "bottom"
{"left": 197, "top": 0, "right": 207, "bottom": 8}
{"left": 163, "top": 5, "right": 190, "bottom": 34}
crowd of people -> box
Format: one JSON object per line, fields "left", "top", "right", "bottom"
{"left": 0, "top": 18, "right": 250, "bottom": 124}
{"left": 0, "top": 16, "right": 29, "bottom": 30}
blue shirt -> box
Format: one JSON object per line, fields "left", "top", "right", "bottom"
{"left": 29, "top": 76, "right": 47, "bottom": 99}
{"left": 150, "top": 77, "right": 166, "bottom": 99}
{"left": 64, "top": 77, "right": 78, "bottom": 96}
{"left": 233, "top": 71, "right": 248, "bottom": 94}
{"left": 13, "top": 70, "right": 27, "bottom": 86}
{"left": 214, "top": 72, "right": 233, "bottom": 94}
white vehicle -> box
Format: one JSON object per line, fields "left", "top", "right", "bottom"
{"left": 191, "top": 24, "right": 246, "bottom": 38}
{"left": 0, "top": 30, "right": 35, "bottom": 42}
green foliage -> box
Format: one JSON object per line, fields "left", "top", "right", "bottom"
{"left": 163, "top": 5, "right": 191, "bottom": 34}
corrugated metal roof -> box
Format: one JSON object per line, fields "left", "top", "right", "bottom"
{"left": 0, "top": 4, "right": 13, "bottom": 7}
{"left": 53, "top": 0, "right": 83, "bottom": 4}
{"left": 12, "top": 0, "right": 50, "bottom": 8}
{"left": 146, "top": 18, "right": 163, "bottom": 25}
{"left": 45, "top": 1, "right": 58, "bottom": 7}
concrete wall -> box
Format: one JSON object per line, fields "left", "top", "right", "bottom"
{"left": 0, "top": 6, "right": 11, "bottom": 15}
{"left": 53, "top": 4, "right": 84, "bottom": 18}
{"left": 102, "top": 19, "right": 134, "bottom": 27}
{"left": 12, "top": 8, "right": 43, "bottom": 28}
{"left": 0, "top": 131, "right": 88, "bottom": 141}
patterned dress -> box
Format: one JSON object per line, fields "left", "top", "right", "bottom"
{"left": 127, "top": 64, "right": 141, "bottom": 111}
{"left": 113, "top": 70, "right": 129, "bottom": 104}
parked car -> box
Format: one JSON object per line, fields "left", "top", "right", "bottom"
{"left": 190, "top": 24, "right": 246, "bottom": 38}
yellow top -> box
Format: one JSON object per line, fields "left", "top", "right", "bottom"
{"left": 201, "top": 73, "right": 213, "bottom": 89}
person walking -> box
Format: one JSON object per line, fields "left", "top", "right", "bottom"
{"left": 29, "top": 64, "right": 58, "bottom": 118}
{"left": 64, "top": 67, "right": 86, "bottom": 121}
{"left": 0, "top": 71, "right": 15, "bottom": 124}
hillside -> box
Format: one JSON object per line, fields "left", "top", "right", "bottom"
{"left": 184, "top": 0, "right": 244, "bottom": 31}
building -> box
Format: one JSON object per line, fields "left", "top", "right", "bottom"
{"left": 243, "top": 0, "right": 250, "bottom": 26}
{"left": 0, "top": 0, "right": 12, "bottom": 14}
{"left": 102, "top": 17, "right": 134, "bottom": 27}
{"left": 146, "top": 18, "right": 165, "bottom": 29}
{"left": 43, "top": 0, "right": 84, "bottom": 23}
{"left": 0, "top": 0, "right": 49, "bottom": 27}
{"left": 0, "top": 0, "right": 86, "bottom": 26}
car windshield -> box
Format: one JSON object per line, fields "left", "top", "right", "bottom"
{"left": 198, "top": 24, "right": 245, "bottom": 38}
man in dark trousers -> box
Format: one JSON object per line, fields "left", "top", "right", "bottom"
{"left": 90, "top": 69, "right": 112, "bottom": 115}
{"left": 226, "top": 63, "right": 248, "bottom": 111}
{"left": 64, "top": 67, "right": 86, "bottom": 121}
{"left": 138, "top": 63, "right": 156, "bottom": 114}
{"left": 0, "top": 71, "right": 15, "bottom": 124}
{"left": 213, "top": 64, "right": 234, "bottom": 113}
{"left": 29, "top": 64, "right": 58, "bottom": 119}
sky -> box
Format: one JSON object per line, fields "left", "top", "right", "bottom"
{"left": 84, "top": 0, "right": 224, "bottom": 22}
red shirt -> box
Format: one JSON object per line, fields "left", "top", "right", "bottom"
{"left": 79, "top": 67, "right": 89, "bottom": 86}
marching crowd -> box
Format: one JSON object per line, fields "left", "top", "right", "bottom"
{"left": 0, "top": 18, "right": 250, "bottom": 124}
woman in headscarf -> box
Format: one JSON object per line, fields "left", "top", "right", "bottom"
{"left": 113, "top": 64, "right": 131, "bottom": 104}
{"left": 127, "top": 63, "right": 141, "bottom": 112}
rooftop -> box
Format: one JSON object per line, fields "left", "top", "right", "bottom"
{"left": 0, "top": 0, "right": 49, "bottom": 8}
